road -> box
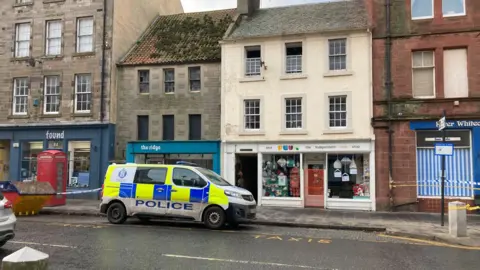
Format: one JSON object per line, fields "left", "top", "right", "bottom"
{"left": 1, "top": 215, "right": 479, "bottom": 270}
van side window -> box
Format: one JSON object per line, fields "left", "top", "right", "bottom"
{"left": 134, "top": 167, "right": 167, "bottom": 184}
{"left": 172, "top": 168, "right": 207, "bottom": 188}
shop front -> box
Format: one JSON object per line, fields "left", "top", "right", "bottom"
{"left": 222, "top": 140, "right": 375, "bottom": 210}
{"left": 410, "top": 120, "right": 480, "bottom": 205}
{"left": 0, "top": 123, "right": 115, "bottom": 198}
{"left": 126, "top": 140, "right": 221, "bottom": 174}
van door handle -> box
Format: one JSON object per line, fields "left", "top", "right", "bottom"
{"left": 171, "top": 189, "right": 177, "bottom": 192}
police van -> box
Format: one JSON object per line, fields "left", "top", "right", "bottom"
{"left": 99, "top": 162, "right": 257, "bottom": 229}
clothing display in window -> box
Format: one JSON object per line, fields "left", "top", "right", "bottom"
{"left": 262, "top": 154, "right": 301, "bottom": 198}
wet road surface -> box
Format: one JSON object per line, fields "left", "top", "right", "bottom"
{"left": 1, "top": 215, "right": 479, "bottom": 270}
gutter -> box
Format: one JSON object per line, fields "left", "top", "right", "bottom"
{"left": 100, "top": 0, "right": 107, "bottom": 122}
{"left": 384, "top": 0, "right": 394, "bottom": 209}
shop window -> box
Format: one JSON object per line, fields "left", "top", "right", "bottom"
{"left": 172, "top": 168, "right": 207, "bottom": 188}
{"left": 262, "top": 154, "right": 301, "bottom": 198}
{"left": 162, "top": 115, "right": 175, "bottom": 140}
{"left": 67, "top": 141, "right": 91, "bottom": 188}
{"left": 327, "top": 154, "right": 370, "bottom": 199}
{"left": 134, "top": 167, "right": 167, "bottom": 184}
{"left": 416, "top": 130, "right": 472, "bottom": 197}
{"left": 188, "top": 114, "right": 201, "bottom": 140}
{"left": 20, "top": 141, "right": 43, "bottom": 181}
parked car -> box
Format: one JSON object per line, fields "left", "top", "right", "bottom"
{"left": 0, "top": 192, "right": 15, "bottom": 247}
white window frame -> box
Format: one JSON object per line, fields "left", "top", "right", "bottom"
{"left": 12, "top": 78, "right": 29, "bottom": 115}
{"left": 74, "top": 74, "right": 92, "bottom": 113}
{"left": 442, "top": 0, "right": 466, "bottom": 17}
{"left": 43, "top": 76, "right": 61, "bottom": 114}
{"left": 411, "top": 0, "right": 434, "bottom": 20}
{"left": 324, "top": 92, "right": 353, "bottom": 133}
{"left": 15, "top": 23, "right": 31, "bottom": 58}
{"left": 45, "top": 20, "right": 62, "bottom": 56}
{"left": 76, "top": 17, "right": 94, "bottom": 53}
{"left": 244, "top": 45, "right": 262, "bottom": 77}
{"left": 285, "top": 42, "right": 303, "bottom": 74}
{"left": 328, "top": 38, "right": 347, "bottom": 72}
{"left": 282, "top": 95, "right": 305, "bottom": 132}
{"left": 242, "top": 98, "right": 263, "bottom": 132}
{"left": 412, "top": 50, "right": 435, "bottom": 99}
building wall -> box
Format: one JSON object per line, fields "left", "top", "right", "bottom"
{"left": 371, "top": 0, "right": 480, "bottom": 211}
{"left": 221, "top": 32, "right": 374, "bottom": 142}
{"left": 115, "top": 63, "right": 222, "bottom": 159}
{"left": 109, "top": 0, "right": 183, "bottom": 123}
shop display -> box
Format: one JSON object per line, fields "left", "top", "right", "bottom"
{"left": 327, "top": 154, "right": 370, "bottom": 199}
{"left": 262, "top": 154, "right": 300, "bottom": 198}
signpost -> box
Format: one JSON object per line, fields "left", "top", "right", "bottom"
{"left": 435, "top": 110, "right": 449, "bottom": 226}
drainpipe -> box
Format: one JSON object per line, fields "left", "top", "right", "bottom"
{"left": 100, "top": 0, "right": 107, "bottom": 123}
{"left": 385, "top": 0, "right": 394, "bottom": 209}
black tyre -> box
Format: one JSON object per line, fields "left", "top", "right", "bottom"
{"left": 203, "top": 206, "right": 226, "bottom": 230}
{"left": 107, "top": 202, "right": 127, "bottom": 224}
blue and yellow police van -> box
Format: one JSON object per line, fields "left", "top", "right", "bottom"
{"left": 99, "top": 162, "right": 257, "bottom": 229}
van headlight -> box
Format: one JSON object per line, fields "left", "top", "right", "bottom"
{"left": 224, "top": 190, "right": 242, "bottom": 198}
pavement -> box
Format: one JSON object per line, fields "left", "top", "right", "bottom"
{"left": 38, "top": 199, "right": 480, "bottom": 248}
{"left": 3, "top": 215, "right": 480, "bottom": 270}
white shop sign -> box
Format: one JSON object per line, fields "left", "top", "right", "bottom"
{"left": 258, "top": 142, "right": 371, "bottom": 153}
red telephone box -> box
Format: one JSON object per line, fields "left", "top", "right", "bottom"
{"left": 36, "top": 150, "right": 67, "bottom": 206}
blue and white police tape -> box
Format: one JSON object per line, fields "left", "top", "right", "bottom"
{"left": 55, "top": 188, "right": 102, "bottom": 195}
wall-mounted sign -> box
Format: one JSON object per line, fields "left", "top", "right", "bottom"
{"left": 259, "top": 142, "right": 371, "bottom": 153}
{"left": 434, "top": 143, "right": 454, "bottom": 156}
{"left": 48, "top": 140, "right": 64, "bottom": 149}
{"left": 46, "top": 130, "right": 64, "bottom": 139}
{"left": 140, "top": 144, "right": 161, "bottom": 151}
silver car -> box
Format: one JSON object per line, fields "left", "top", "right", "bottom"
{"left": 0, "top": 192, "right": 15, "bottom": 247}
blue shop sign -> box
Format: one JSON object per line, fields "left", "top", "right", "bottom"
{"left": 410, "top": 120, "right": 480, "bottom": 130}
{"left": 129, "top": 141, "right": 220, "bottom": 154}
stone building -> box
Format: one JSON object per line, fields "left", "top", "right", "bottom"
{"left": 370, "top": 0, "right": 480, "bottom": 212}
{"left": 116, "top": 9, "right": 236, "bottom": 173}
{"left": 0, "top": 0, "right": 182, "bottom": 193}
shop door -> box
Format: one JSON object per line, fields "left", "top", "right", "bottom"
{"left": 304, "top": 164, "right": 324, "bottom": 207}
{"left": 0, "top": 141, "right": 9, "bottom": 181}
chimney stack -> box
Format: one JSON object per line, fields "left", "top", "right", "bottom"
{"left": 237, "top": 0, "right": 260, "bottom": 15}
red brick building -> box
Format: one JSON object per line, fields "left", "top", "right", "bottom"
{"left": 370, "top": 0, "right": 480, "bottom": 212}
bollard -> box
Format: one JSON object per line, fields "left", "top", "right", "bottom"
{"left": 1, "top": 246, "right": 49, "bottom": 270}
{"left": 448, "top": 201, "right": 467, "bottom": 237}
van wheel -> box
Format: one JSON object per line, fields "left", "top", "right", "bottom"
{"left": 107, "top": 202, "right": 127, "bottom": 224}
{"left": 203, "top": 206, "right": 226, "bottom": 230}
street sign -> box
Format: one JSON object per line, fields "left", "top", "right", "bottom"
{"left": 434, "top": 143, "right": 454, "bottom": 156}
{"left": 437, "top": 116, "right": 446, "bottom": 131}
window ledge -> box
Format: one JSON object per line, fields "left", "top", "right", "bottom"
{"left": 280, "top": 74, "right": 308, "bottom": 80}
{"left": 442, "top": 13, "right": 466, "bottom": 18}
{"left": 239, "top": 77, "right": 265, "bottom": 83}
{"left": 73, "top": 112, "right": 93, "bottom": 117}
{"left": 413, "top": 96, "right": 436, "bottom": 99}
{"left": 13, "top": 2, "right": 33, "bottom": 8}
{"left": 279, "top": 130, "right": 308, "bottom": 135}
{"left": 10, "top": 57, "right": 31, "bottom": 63}
{"left": 40, "top": 113, "right": 61, "bottom": 118}
{"left": 43, "top": 0, "right": 66, "bottom": 3}
{"left": 72, "top": 52, "right": 95, "bottom": 58}
{"left": 8, "top": 114, "right": 29, "bottom": 119}
{"left": 411, "top": 16, "right": 434, "bottom": 21}
{"left": 139, "top": 92, "right": 150, "bottom": 95}
{"left": 323, "top": 71, "right": 354, "bottom": 77}
{"left": 323, "top": 128, "right": 354, "bottom": 135}
{"left": 238, "top": 131, "right": 265, "bottom": 136}
{"left": 41, "top": 55, "right": 64, "bottom": 60}
{"left": 190, "top": 90, "right": 201, "bottom": 93}
{"left": 164, "top": 92, "right": 175, "bottom": 95}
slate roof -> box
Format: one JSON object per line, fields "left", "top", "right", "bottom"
{"left": 120, "top": 9, "right": 236, "bottom": 66}
{"left": 226, "top": 0, "right": 369, "bottom": 40}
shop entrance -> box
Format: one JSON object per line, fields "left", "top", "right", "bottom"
{"left": 235, "top": 154, "right": 258, "bottom": 202}
{"left": 304, "top": 163, "right": 325, "bottom": 207}
{"left": 0, "top": 140, "right": 10, "bottom": 181}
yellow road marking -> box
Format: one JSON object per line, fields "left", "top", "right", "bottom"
{"left": 254, "top": 234, "right": 332, "bottom": 244}
{"left": 378, "top": 233, "right": 480, "bottom": 250}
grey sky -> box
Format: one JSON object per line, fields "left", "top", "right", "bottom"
{"left": 180, "top": 0, "right": 331, "bottom": 12}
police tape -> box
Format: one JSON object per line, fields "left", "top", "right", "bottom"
{"left": 448, "top": 204, "right": 480, "bottom": 211}
{"left": 55, "top": 188, "right": 102, "bottom": 195}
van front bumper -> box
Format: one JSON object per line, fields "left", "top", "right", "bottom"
{"left": 226, "top": 203, "right": 256, "bottom": 224}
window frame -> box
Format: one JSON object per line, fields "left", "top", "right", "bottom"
{"left": 163, "top": 68, "right": 175, "bottom": 93}
{"left": 285, "top": 42, "right": 303, "bottom": 74}
{"left": 411, "top": 0, "right": 434, "bottom": 20}
{"left": 442, "top": 0, "right": 466, "bottom": 17}
{"left": 43, "top": 75, "right": 61, "bottom": 115}
{"left": 137, "top": 115, "right": 149, "bottom": 141}
{"left": 76, "top": 17, "right": 94, "bottom": 53}
{"left": 74, "top": 74, "right": 92, "bottom": 113}
{"left": 133, "top": 167, "right": 168, "bottom": 185}
{"left": 12, "top": 77, "right": 29, "bottom": 116}
{"left": 412, "top": 50, "right": 436, "bottom": 99}
{"left": 188, "top": 114, "right": 202, "bottom": 140}
{"left": 243, "top": 98, "right": 262, "bottom": 131}
{"left": 327, "top": 38, "right": 348, "bottom": 72}
{"left": 171, "top": 168, "right": 208, "bottom": 189}
{"left": 45, "top": 20, "right": 63, "bottom": 56}
{"left": 244, "top": 45, "right": 262, "bottom": 77}
{"left": 138, "top": 70, "right": 150, "bottom": 94}
{"left": 14, "top": 22, "right": 31, "bottom": 58}
{"left": 324, "top": 92, "right": 353, "bottom": 133}
{"left": 188, "top": 66, "right": 201, "bottom": 92}
{"left": 282, "top": 95, "right": 305, "bottom": 132}
{"left": 162, "top": 114, "right": 175, "bottom": 140}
